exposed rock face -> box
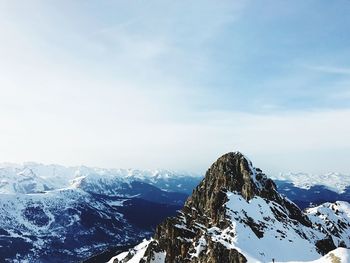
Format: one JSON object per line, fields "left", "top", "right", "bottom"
{"left": 185, "top": 152, "right": 309, "bottom": 226}
{"left": 112, "top": 152, "right": 350, "bottom": 263}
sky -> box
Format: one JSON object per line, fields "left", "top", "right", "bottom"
{"left": 0, "top": 0, "right": 350, "bottom": 175}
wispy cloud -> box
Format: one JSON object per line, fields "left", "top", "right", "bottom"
{"left": 306, "top": 65, "right": 350, "bottom": 75}
{"left": 0, "top": 1, "right": 350, "bottom": 174}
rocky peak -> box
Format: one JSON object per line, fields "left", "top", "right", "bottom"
{"left": 184, "top": 152, "right": 282, "bottom": 226}
{"left": 190, "top": 151, "right": 277, "bottom": 201}
{"left": 111, "top": 152, "right": 350, "bottom": 263}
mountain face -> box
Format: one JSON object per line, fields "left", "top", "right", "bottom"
{"left": 112, "top": 152, "right": 350, "bottom": 263}
{"left": 0, "top": 164, "right": 200, "bottom": 263}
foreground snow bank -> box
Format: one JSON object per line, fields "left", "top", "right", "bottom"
{"left": 284, "top": 247, "right": 350, "bottom": 263}
{"left": 107, "top": 239, "right": 151, "bottom": 263}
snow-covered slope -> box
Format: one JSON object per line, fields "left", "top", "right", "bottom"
{"left": 285, "top": 247, "right": 350, "bottom": 263}
{"left": 107, "top": 239, "right": 154, "bottom": 263}
{"left": 222, "top": 192, "right": 320, "bottom": 262}
{"left": 112, "top": 152, "right": 350, "bottom": 263}
{"left": 0, "top": 163, "right": 199, "bottom": 262}
{"left": 0, "top": 188, "right": 138, "bottom": 262}
{"left": 112, "top": 246, "right": 350, "bottom": 263}
{"left": 0, "top": 186, "right": 184, "bottom": 262}
{"left": 307, "top": 201, "right": 350, "bottom": 248}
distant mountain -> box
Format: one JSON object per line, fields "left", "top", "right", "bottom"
{"left": 0, "top": 188, "right": 184, "bottom": 262}
{"left": 0, "top": 163, "right": 201, "bottom": 262}
{"left": 111, "top": 152, "right": 350, "bottom": 263}
{"left": 0, "top": 163, "right": 202, "bottom": 195}
{"left": 271, "top": 172, "right": 350, "bottom": 209}
{"left": 274, "top": 180, "right": 350, "bottom": 209}
{"left": 272, "top": 172, "right": 350, "bottom": 194}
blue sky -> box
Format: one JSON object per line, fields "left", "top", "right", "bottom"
{"left": 0, "top": 1, "right": 350, "bottom": 174}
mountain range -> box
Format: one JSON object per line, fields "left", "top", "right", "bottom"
{"left": 0, "top": 163, "right": 200, "bottom": 262}
{"left": 0, "top": 160, "right": 349, "bottom": 262}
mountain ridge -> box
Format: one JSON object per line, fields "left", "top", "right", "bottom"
{"left": 111, "top": 152, "right": 350, "bottom": 263}
{"left": 272, "top": 172, "right": 350, "bottom": 194}
{"left": 0, "top": 164, "right": 196, "bottom": 262}
{"left": 0, "top": 163, "right": 201, "bottom": 195}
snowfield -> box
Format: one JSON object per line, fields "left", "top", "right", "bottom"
{"left": 285, "top": 248, "right": 350, "bottom": 263}
{"left": 107, "top": 239, "right": 152, "bottom": 263}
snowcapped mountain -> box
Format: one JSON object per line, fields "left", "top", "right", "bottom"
{"left": 111, "top": 152, "right": 350, "bottom": 263}
{"left": 0, "top": 187, "right": 185, "bottom": 263}
{"left": 0, "top": 163, "right": 76, "bottom": 194}
{"left": 272, "top": 173, "right": 350, "bottom": 209}
{"left": 272, "top": 172, "right": 350, "bottom": 194}
{"left": 0, "top": 163, "right": 201, "bottom": 262}
{"left": 0, "top": 189, "right": 132, "bottom": 262}
{"left": 0, "top": 162, "right": 201, "bottom": 195}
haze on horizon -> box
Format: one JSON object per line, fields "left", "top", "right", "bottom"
{"left": 0, "top": 0, "right": 350, "bottom": 175}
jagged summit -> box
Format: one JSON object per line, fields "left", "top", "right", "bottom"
{"left": 189, "top": 151, "right": 277, "bottom": 201}
{"left": 110, "top": 152, "right": 350, "bottom": 263}
{"left": 185, "top": 152, "right": 309, "bottom": 227}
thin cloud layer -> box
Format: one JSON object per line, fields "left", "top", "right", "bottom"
{"left": 0, "top": 1, "right": 349, "bottom": 174}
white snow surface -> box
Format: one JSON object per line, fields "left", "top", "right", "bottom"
{"left": 306, "top": 201, "right": 350, "bottom": 247}
{"left": 286, "top": 247, "right": 350, "bottom": 263}
{"left": 107, "top": 239, "right": 166, "bottom": 263}
{"left": 107, "top": 239, "right": 151, "bottom": 263}
{"left": 113, "top": 191, "right": 350, "bottom": 263}
{"left": 215, "top": 192, "right": 350, "bottom": 262}
{"left": 219, "top": 192, "right": 322, "bottom": 262}
{"left": 271, "top": 172, "right": 350, "bottom": 193}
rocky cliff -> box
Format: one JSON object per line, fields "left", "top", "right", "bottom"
{"left": 111, "top": 152, "right": 350, "bottom": 263}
